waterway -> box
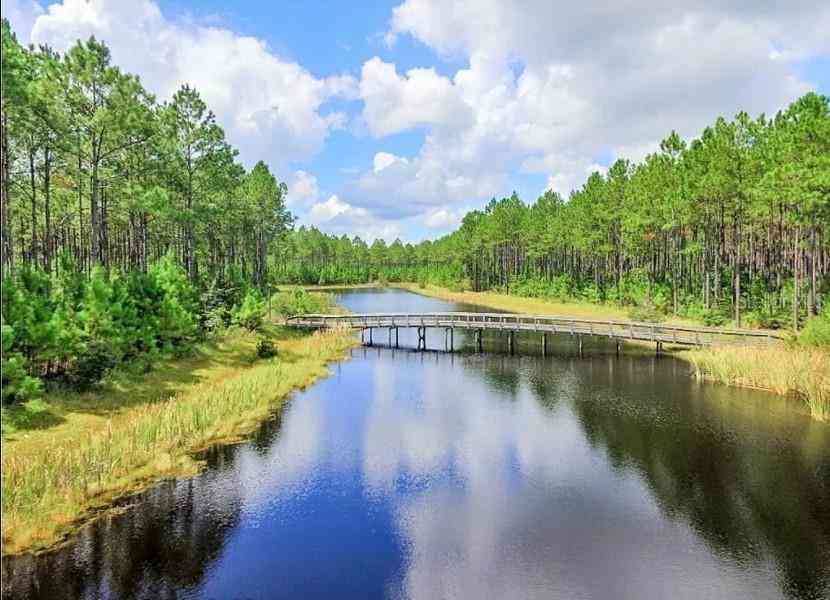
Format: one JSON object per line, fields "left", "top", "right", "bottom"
{"left": 3, "top": 288, "right": 829, "bottom": 599}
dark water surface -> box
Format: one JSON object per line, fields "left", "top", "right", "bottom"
{"left": 4, "top": 289, "right": 830, "bottom": 600}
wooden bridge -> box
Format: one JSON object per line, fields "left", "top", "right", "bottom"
{"left": 286, "top": 312, "right": 784, "bottom": 355}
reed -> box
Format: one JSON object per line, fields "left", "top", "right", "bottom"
{"left": 1, "top": 326, "right": 356, "bottom": 555}
{"left": 684, "top": 345, "right": 830, "bottom": 421}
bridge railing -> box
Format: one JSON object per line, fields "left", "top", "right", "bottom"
{"left": 286, "top": 312, "right": 785, "bottom": 346}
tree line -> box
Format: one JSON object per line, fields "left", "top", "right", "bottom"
{"left": 1, "top": 21, "right": 291, "bottom": 286}
{"left": 278, "top": 93, "right": 829, "bottom": 330}
{"left": 1, "top": 22, "right": 293, "bottom": 403}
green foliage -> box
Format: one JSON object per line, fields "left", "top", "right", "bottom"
{"left": 233, "top": 289, "right": 266, "bottom": 331}
{"left": 799, "top": 310, "right": 830, "bottom": 348}
{"left": 64, "top": 341, "right": 117, "bottom": 391}
{"left": 271, "top": 288, "right": 333, "bottom": 317}
{"left": 0, "top": 259, "right": 206, "bottom": 399}
{"left": 627, "top": 301, "right": 666, "bottom": 323}
{"left": 1, "top": 324, "right": 42, "bottom": 404}
{"left": 256, "top": 338, "right": 278, "bottom": 359}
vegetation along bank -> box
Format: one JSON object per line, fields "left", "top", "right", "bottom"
{"left": 401, "top": 283, "right": 829, "bottom": 422}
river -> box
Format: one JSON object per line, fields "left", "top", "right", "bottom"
{"left": 3, "top": 288, "right": 829, "bottom": 599}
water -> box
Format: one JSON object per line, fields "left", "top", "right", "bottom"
{"left": 4, "top": 288, "right": 830, "bottom": 600}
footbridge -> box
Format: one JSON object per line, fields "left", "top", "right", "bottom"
{"left": 286, "top": 312, "right": 783, "bottom": 355}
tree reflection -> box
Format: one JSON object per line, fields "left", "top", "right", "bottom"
{"left": 0, "top": 422, "right": 286, "bottom": 600}
{"left": 563, "top": 356, "right": 830, "bottom": 600}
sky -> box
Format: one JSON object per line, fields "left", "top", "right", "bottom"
{"left": 3, "top": 0, "right": 829, "bottom": 242}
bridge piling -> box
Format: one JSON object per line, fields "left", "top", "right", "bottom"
{"left": 417, "top": 326, "right": 426, "bottom": 350}
{"left": 542, "top": 333, "right": 547, "bottom": 356}
{"left": 508, "top": 330, "right": 514, "bottom": 355}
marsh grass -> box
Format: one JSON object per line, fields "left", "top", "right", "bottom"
{"left": 684, "top": 345, "right": 829, "bottom": 421}
{"left": 1, "top": 326, "right": 355, "bottom": 555}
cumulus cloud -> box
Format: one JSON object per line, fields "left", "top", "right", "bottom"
{"left": 285, "top": 170, "right": 321, "bottom": 207}
{"left": 373, "top": 151, "right": 408, "bottom": 172}
{"left": 424, "top": 208, "right": 464, "bottom": 230}
{"left": 15, "top": 0, "right": 357, "bottom": 171}
{"left": 354, "top": 0, "right": 828, "bottom": 213}
{"left": 309, "top": 195, "right": 353, "bottom": 223}
{"left": 360, "top": 57, "right": 473, "bottom": 136}
{"left": 307, "top": 195, "right": 403, "bottom": 242}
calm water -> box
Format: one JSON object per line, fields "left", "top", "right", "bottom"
{"left": 4, "top": 289, "right": 830, "bottom": 600}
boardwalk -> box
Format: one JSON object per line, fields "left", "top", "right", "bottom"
{"left": 286, "top": 312, "right": 784, "bottom": 354}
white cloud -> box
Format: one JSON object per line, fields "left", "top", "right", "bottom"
{"left": 355, "top": 0, "right": 828, "bottom": 211}
{"left": 424, "top": 208, "right": 463, "bottom": 229}
{"left": 360, "top": 57, "right": 473, "bottom": 136}
{"left": 17, "top": 0, "right": 357, "bottom": 171}
{"left": 2, "top": 0, "right": 44, "bottom": 43}
{"left": 309, "top": 194, "right": 353, "bottom": 223}
{"left": 373, "top": 151, "right": 408, "bottom": 173}
{"left": 285, "top": 170, "right": 320, "bottom": 207}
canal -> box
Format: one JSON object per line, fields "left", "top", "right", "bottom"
{"left": 4, "top": 288, "right": 829, "bottom": 599}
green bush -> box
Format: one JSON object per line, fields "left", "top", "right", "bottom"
{"left": 64, "top": 341, "right": 117, "bottom": 391}
{"left": 799, "top": 310, "right": 830, "bottom": 348}
{"left": 233, "top": 289, "right": 266, "bottom": 331}
{"left": 256, "top": 338, "right": 278, "bottom": 359}
{"left": 1, "top": 324, "right": 42, "bottom": 404}
{"left": 627, "top": 300, "right": 665, "bottom": 323}
{"left": 271, "top": 288, "right": 332, "bottom": 316}
{"left": 0, "top": 255, "right": 207, "bottom": 400}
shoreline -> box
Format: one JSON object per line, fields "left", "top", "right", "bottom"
{"left": 394, "top": 283, "right": 827, "bottom": 421}
{"left": 1, "top": 325, "right": 358, "bottom": 556}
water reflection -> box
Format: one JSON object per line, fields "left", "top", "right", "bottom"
{"left": 3, "top": 289, "right": 828, "bottom": 600}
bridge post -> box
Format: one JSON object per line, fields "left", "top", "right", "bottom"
{"left": 578, "top": 335, "right": 583, "bottom": 357}
{"left": 542, "top": 333, "right": 547, "bottom": 356}
{"left": 450, "top": 327, "right": 454, "bottom": 351}
{"left": 361, "top": 328, "right": 365, "bottom": 345}
{"left": 395, "top": 327, "right": 399, "bottom": 348}
{"left": 656, "top": 341, "right": 662, "bottom": 356}
{"left": 417, "top": 326, "right": 426, "bottom": 350}
{"left": 368, "top": 327, "right": 373, "bottom": 346}
{"left": 616, "top": 340, "right": 621, "bottom": 357}
{"left": 508, "top": 330, "right": 514, "bottom": 355}
{"left": 388, "top": 327, "right": 392, "bottom": 346}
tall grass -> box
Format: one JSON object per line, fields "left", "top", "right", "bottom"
{"left": 1, "top": 328, "right": 355, "bottom": 555}
{"left": 685, "top": 345, "right": 830, "bottom": 421}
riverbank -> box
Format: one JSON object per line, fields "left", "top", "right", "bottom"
{"left": 398, "top": 283, "right": 828, "bottom": 421}
{"left": 396, "top": 283, "right": 696, "bottom": 323}
{"left": 1, "top": 324, "right": 357, "bottom": 556}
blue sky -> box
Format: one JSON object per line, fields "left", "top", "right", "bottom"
{"left": 4, "top": 0, "right": 829, "bottom": 241}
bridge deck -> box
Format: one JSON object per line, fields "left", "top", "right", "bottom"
{"left": 286, "top": 312, "right": 783, "bottom": 347}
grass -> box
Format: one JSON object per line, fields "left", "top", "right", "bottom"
{"left": 397, "top": 282, "right": 701, "bottom": 324}
{"left": 684, "top": 345, "right": 829, "bottom": 421}
{"left": 1, "top": 322, "right": 356, "bottom": 556}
